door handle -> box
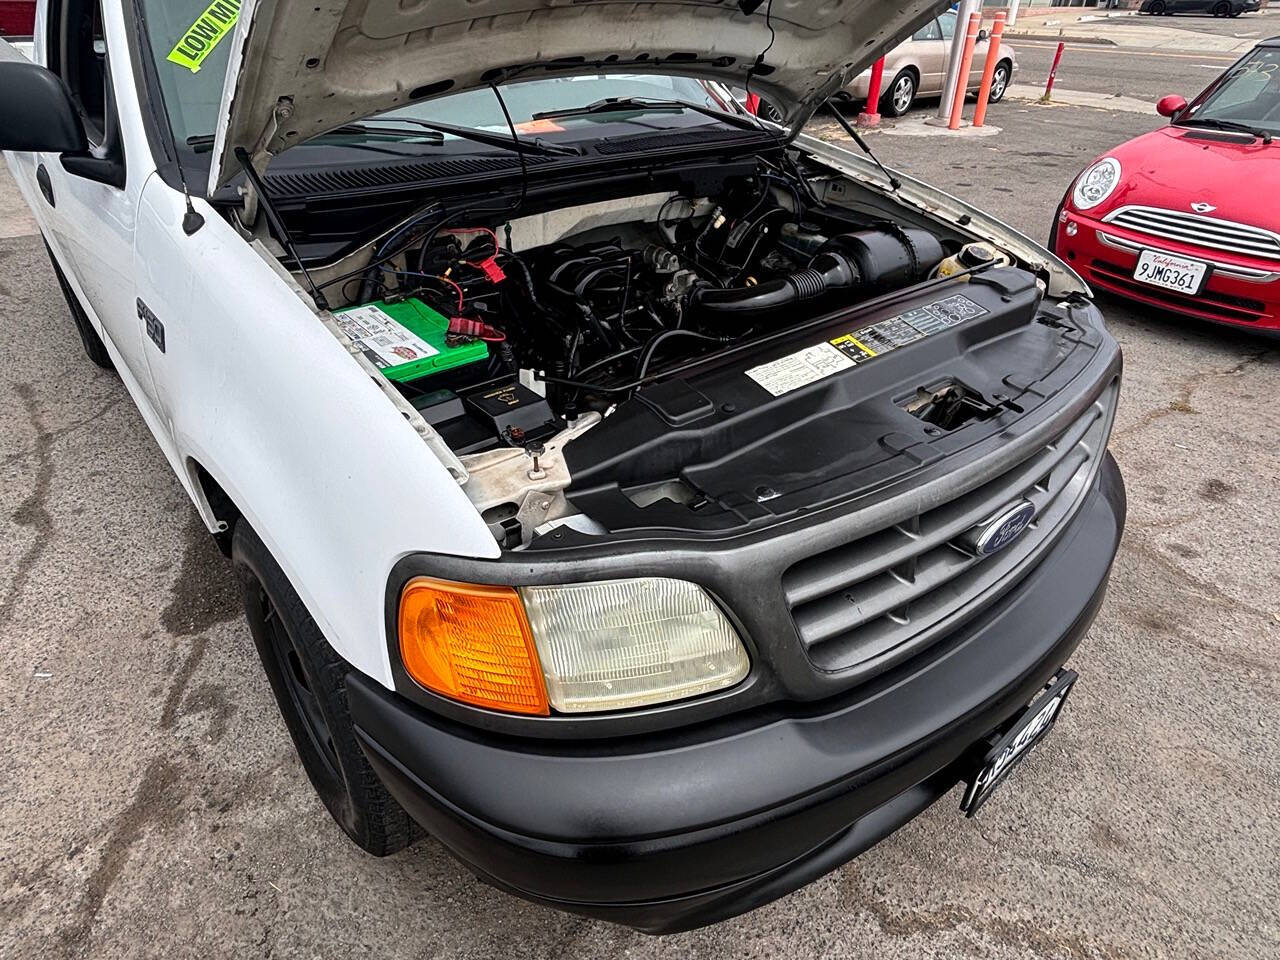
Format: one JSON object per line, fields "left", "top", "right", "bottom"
{"left": 36, "top": 164, "right": 55, "bottom": 207}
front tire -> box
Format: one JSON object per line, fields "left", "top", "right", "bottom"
{"left": 1148, "top": 0, "right": 1166, "bottom": 12}
{"left": 883, "top": 69, "right": 917, "bottom": 118}
{"left": 1213, "top": 2, "right": 1229, "bottom": 15}
{"left": 233, "top": 522, "right": 418, "bottom": 856}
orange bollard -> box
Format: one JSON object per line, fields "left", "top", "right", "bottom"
{"left": 948, "top": 12, "right": 982, "bottom": 131}
{"left": 973, "top": 12, "right": 1006, "bottom": 128}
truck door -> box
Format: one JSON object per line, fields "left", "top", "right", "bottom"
{"left": 35, "top": 0, "right": 153, "bottom": 397}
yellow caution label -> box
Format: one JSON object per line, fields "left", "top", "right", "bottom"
{"left": 830, "top": 333, "right": 878, "bottom": 359}
{"left": 166, "top": 0, "right": 241, "bottom": 73}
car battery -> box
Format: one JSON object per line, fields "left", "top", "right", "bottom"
{"left": 333, "top": 297, "right": 488, "bottom": 383}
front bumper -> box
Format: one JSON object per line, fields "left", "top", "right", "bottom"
{"left": 1053, "top": 207, "right": 1280, "bottom": 333}
{"left": 348, "top": 454, "right": 1126, "bottom": 933}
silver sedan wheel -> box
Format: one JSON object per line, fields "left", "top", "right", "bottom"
{"left": 892, "top": 76, "right": 914, "bottom": 114}
{"left": 990, "top": 65, "right": 1009, "bottom": 102}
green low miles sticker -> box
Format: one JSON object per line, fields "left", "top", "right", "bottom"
{"left": 166, "top": 0, "right": 242, "bottom": 73}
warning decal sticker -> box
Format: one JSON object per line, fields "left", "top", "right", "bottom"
{"left": 745, "top": 293, "right": 988, "bottom": 397}
{"left": 167, "top": 0, "right": 241, "bottom": 74}
{"left": 745, "top": 342, "right": 855, "bottom": 397}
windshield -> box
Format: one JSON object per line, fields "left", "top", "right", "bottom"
{"left": 1185, "top": 47, "right": 1280, "bottom": 134}
{"left": 139, "top": 1, "right": 735, "bottom": 154}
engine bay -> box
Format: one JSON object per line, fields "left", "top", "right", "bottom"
{"left": 300, "top": 161, "right": 1050, "bottom": 547}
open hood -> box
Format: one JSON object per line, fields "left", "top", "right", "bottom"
{"left": 208, "top": 0, "right": 947, "bottom": 192}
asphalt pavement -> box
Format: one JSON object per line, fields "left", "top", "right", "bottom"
{"left": 1011, "top": 40, "right": 1240, "bottom": 100}
{"left": 2, "top": 57, "right": 1278, "bottom": 960}
{"left": 1002, "top": 6, "right": 1280, "bottom": 99}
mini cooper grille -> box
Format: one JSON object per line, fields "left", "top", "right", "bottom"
{"left": 1104, "top": 206, "right": 1280, "bottom": 262}
{"left": 782, "top": 382, "right": 1118, "bottom": 675}
{"left": 1089, "top": 259, "right": 1266, "bottom": 323}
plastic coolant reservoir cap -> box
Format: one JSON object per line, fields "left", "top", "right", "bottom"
{"left": 959, "top": 244, "right": 996, "bottom": 267}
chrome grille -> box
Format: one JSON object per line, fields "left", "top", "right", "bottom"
{"left": 782, "top": 382, "right": 1119, "bottom": 675}
{"left": 1104, "top": 206, "right": 1280, "bottom": 262}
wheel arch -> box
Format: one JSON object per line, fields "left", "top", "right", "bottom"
{"left": 188, "top": 458, "right": 240, "bottom": 557}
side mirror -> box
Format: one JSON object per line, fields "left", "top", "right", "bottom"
{"left": 0, "top": 61, "right": 88, "bottom": 153}
{"left": 1156, "top": 94, "right": 1188, "bottom": 118}
{"left": 978, "top": 29, "right": 990, "bottom": 41}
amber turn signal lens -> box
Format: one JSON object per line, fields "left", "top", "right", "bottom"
{"left": 398, "top": 578, "right": 549, "bottom": 715}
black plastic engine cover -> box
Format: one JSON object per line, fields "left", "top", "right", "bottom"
{"left": 560, "top": 268, "right": 1102, "bottom": 535}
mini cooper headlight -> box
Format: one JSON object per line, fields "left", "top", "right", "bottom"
{"left": 399, "top": 576, "right": 749, "bottom": 715}
{"left": 1072, "top": 157, "right": 1122, "bottom": 210}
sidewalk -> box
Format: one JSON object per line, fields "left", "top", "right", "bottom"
{"left": 1004, "top": 11, "right": 1271, "bottom": 53}
{"left": 1005, "top": 83, "right": 1156, "bottom": 115}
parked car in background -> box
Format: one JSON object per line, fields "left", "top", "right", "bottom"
{"left": 1052, "top": 38, "right": 1280, "bottom": 334}
{"left": 842, "top": 9, "right": 1018, "bottom": 117}
{"left": 1140, "top": 0, "right": 1261, "bottom": 18}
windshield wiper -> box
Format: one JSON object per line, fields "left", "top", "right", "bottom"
{"left": 533, "top": 97, "right": 767, "bottom": 133}
{"left": 186, "top": 128, "right": 444, "bottom": 157}
{"left": 1178, "top": 116, "right": 1273, "bottom": 144}
{"left": 354, "top": 115, "right": 582, "bottom": 156}
{"left": 325, "top": 123, "right": 445, "bottom": 142}
{"left": 188, "top": 118, "right": 580, "bottom": 157}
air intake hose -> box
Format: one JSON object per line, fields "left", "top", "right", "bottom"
{"left": 690, "top": 251, "right": 858, "bottom": 317}
{"left": 691, "top": 226, "right": 945, "bottom": 322}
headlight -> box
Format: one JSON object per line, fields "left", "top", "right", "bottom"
{"left": 522, "top": 578, "right": 749, "bottom": 713}
{"left": 399, "top": 576, "right": 749, "bottom": 715}
{"left": 1072, "top": 157, "right": 1121, "bottom": 210}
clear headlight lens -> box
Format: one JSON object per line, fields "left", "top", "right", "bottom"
{"left": 521, "top": 578, "right": 749, "bottom": 713}
{"left": 1072, "top": 157, "right": 1122, "bottom": 210}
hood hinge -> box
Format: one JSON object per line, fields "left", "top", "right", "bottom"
{"left": 235, "top": 96, "right": 294, "bottom": 223}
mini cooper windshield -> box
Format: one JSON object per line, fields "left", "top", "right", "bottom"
{"left": 1180, "top": 47, "right": 1280, "bottom": 138}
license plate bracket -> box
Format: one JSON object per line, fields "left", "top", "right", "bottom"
{"left": 960, "top": 668, "right": 1077, "bottom": 817}
{"left": 1133, "top": 249, "right": 1209, "bottom": 295}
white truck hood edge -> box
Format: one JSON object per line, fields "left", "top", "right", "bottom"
{"left": 207, "top": 0, "right": 949, "bottom": 193}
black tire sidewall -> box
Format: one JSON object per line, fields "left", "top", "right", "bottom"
{"left": 990, "top": 63, "right": 1011, "bottom": 103}
{"left": 232, "top": 521, "right": 415, "bottom": 856}
{"left": 884, "top": 70, "right": 916, "bottom": 117}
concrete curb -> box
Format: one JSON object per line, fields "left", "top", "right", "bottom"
{"left": 1006, "top": 83, "right": 1156, "bottom": 115}
{"left": 1004, "top": 31, "right": 1118, "bottom": 46}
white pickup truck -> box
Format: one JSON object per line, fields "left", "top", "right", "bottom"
{"left": 1, "top": 0, "right": 1124, "bottom": 932}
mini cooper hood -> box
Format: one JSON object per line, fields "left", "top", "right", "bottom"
{"left": 1092, "top": 125, "right": 1280, "bottom": 225}
{"left": 208, "top": 0, "right": 947, "bottom": 191}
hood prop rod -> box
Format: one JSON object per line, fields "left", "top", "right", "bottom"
{"left": 826, "top": 100, "right": 902, "bottom": 193}
{"left": 234, "top": 147, "right": 329, "bottom": 312}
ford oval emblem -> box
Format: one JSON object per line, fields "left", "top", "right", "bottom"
{"left": 969, "top": 500, "right": 1037, "bottom": 557}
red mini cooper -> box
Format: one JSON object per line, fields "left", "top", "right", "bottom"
{"left": 1053, "top": 38, "right": 1280, "bottom": 334}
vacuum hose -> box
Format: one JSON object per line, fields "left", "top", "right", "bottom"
{"left": 691, "top": 226, "right": 945, "bottom": 322}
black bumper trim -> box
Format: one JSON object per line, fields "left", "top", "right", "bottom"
{"left": 349, "top": 454, "right": 1125, "bottom": 933}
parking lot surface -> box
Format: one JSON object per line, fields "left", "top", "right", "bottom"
{"left": 2, "top": 74, "right": 1278, "bottom": 960}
